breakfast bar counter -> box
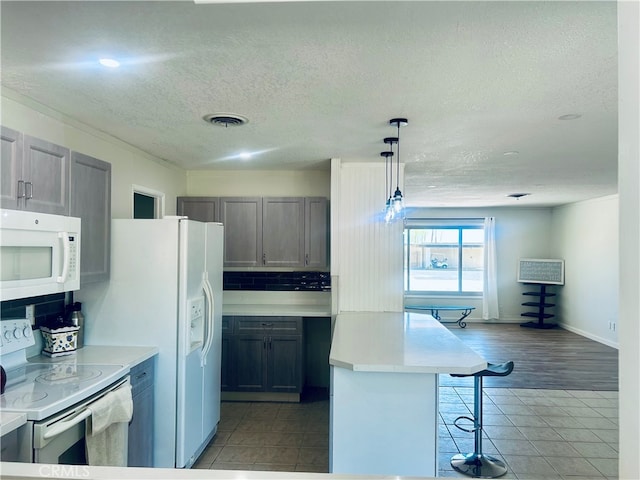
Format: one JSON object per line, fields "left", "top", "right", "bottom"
{"left": 329, "top": 312, "right": 486, "bottom": 477}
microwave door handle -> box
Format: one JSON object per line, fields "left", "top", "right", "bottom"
{"left": 25, "top": 181, "right": 33, "bottom": 200}
{"left": 42, "top": 408, "right": 92, "bottom": 440}
{"left": 57, "top": 231, "right": 71, "bottom": 283}
{"left": 17, "top": 180, "right": 25, "bottom": 198}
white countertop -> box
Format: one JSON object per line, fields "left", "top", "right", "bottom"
{"left": 329, "top": 312, "right": 486, "bottom": 374}
{"left": 0, "top": 412, "right": 27, "bottom": 437}
{"left": 0, "top": 462, "right": 434, "bottom": 479}
{"left": 223, "top": 303, "right": 331, "bottom": 317}
{"left": 28, "top": 345, "right": 158, "bottom": 368}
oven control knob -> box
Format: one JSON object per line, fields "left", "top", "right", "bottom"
{"left": 3, "top": 330, "right": 12, "bottom": 341}
{"left": 12, "top": 328, "right": 22, "bottom": 339}
{"left": 22, "top": 326, "right": 32, "bottom": 338}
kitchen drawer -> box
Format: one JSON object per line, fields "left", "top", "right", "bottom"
{"left": 129, "top": 357, "right": 154, "bottom": 397}
{"left": 234, "top": 316, "right": 303, "bottom": 335}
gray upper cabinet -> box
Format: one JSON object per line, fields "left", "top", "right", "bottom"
{"left": 1, "top": 126, "right": 23, "bottom": 209}
{"left": 220, "top": 197, "right": 263, "bottom": 267}
{"left": 70, "top": 151, "right": 112, "bottom": 284}
{"left": 22, "top": 135, "right": 70, "bottom": 215}
{"left": 193, "top": 195, "right": 328, "bottom": 268}
{"left": 305, "top": 197, "right": 328, "bottom": 268}
{"left": 263, "top": 197, "right": 305, "bottom": 267}
{"left": 177, "top": 196, "right": 219, "bottom": 222}
{"left": 1, "top": 128, "right": 70, "bottom": 215}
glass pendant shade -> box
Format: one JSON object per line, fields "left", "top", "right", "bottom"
{"left": 392, "top": 187, "right": 404, "bottom": 213}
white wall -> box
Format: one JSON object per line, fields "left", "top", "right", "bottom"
{"left": 187, "top": 169, "right": 330, "bottom": 198}
{"left": 1, "top": 91, "right": 186, "bottom": 218}
{"left": 551, "top": 195, "right": 618, "bottom": 347}
{"left": 618, "top": 0, "right": 640, "bottom": 475}
{"left": 404, "top": 207, "right": 553, "bottom": 322}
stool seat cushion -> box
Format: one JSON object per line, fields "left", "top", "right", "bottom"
{"left": 451, "top": 360, "right": 514, "bottom": 378}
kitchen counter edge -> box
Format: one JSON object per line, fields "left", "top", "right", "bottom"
{"left": 329, "top": 311, "right": 486, "bottom": 374}
{"left": 28, "top": 345, "right": 159, "bottom": 369}
{"left": 223, "top": 303, "right": 331, "bottom": 317}
{"left": 0, "top": 462, "right": 434, "bottom": 480}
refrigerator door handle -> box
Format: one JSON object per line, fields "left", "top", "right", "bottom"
{"left": 200, "top": 274, "right": 215, "bottom": 367}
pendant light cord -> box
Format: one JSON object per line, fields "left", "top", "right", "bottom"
{"left": 396, "top": 122, "right": 401, "bottom": 190}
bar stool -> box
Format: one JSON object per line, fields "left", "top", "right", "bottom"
{"left": 450, "top": 360, "right": 515, "bottom": 478}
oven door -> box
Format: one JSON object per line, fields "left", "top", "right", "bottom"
{"left": 32, "top": 376, "right": 129, "bottom": 465}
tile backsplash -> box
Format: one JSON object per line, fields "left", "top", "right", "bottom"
{"left": 1, "top": 293, "right": 66, "bottom": 328}
{"left": 223, "top": 271, "right": 330, "bottom": 292}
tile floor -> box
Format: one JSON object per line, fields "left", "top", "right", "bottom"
{"left": 194, "top": 384, "right": 619, "bottom": 479}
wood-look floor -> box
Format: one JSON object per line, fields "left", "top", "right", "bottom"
{"left": 440, "top": 323, "right": 618, "bottom": 391}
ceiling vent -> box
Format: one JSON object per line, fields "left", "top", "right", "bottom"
{"left": 203, "top": 113, "right": 248, "bottom": 127}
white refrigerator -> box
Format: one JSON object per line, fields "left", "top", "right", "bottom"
{"left": 83, "top": 217, "right": 223, "bottom": 468}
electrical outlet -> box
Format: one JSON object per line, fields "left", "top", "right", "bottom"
{"left": 26, "top": 304, "right": 35, "bottom": 325}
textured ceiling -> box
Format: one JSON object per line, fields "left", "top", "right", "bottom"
{"left": 0, "top": 1, "right": 618, "bottom": 207}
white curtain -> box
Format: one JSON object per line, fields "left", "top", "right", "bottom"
{"left": 482, "top": 217, "right": 499, "bottom": 320}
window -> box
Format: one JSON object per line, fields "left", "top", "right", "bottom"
{"left": 131, "top": 185, "right": 165, "bottom": 219}
{"left": 133, "top": 193, "right": 156, "bottom": 219}
{"left": 404, "top": 221, "right": 484, "bottom": 295}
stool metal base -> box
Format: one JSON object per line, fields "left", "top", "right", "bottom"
{"left": 451, "top": 452, "right": 508, "bottom": 478}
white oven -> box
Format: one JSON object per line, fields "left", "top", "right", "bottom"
{"left": 32, "top": 376, "right": 130, "bottom": 465}
{"left": 0, "top": 209, "right": 81, "bottom": 301}
{"left": 0, "top": 319, "right": 129, "bottom": 465}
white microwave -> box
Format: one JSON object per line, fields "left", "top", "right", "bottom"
{"left": 0, "top": 209, "right": 81, "bottom": 301}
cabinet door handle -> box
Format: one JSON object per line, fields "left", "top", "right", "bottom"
{"left": 268, "top": 336, "right": 272, "bottom": 349}
{"left": 263, "top": 337, "right": 267, "bottom": 349}
{"left": 25, "top": 181, "right": 33, "bottom": 200}
{"left": 17, "top": 180, "right": 25, "bottom": 199}
{"left": 261, "top": 322, "right": 274, "bottom": 327}
{"left": 305, "top": 254, "right": 309, "bottom": 266}
{"left": 262, "top": 253, "right": 266, "bottom": 265}
{"left": 135, "top": 372, "right": 147, "bottom": 381}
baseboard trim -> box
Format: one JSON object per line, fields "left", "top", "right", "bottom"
{"left": 221, "top": 391, "right": 300, "bottom": 402}
{"left": 558, "top": 323, "right": 619, "bottom": 350}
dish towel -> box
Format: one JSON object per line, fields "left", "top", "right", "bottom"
{"left": 85, "top": 383, "right": 133, "bottom": 466}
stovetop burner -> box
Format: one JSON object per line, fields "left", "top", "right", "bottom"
{"left": 35, "top": 365, "right": 101, "bottom": 384}
{"left": 0, "top": 362, "right": 127, "bottom": 421}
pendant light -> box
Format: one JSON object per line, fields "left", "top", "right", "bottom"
{"left": 380, "top": 150, "right": 394, "bottom": 223}
{"left": 389, "top": 118, "right": 408, "bottom": 216}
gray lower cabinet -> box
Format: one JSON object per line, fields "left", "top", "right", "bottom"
{"left": 176, "top": 196, "right": 220, "bottom": 222}
{"left": 70, "top": 152, "right": 111, "bottom": 284}
{"left": 220, "top": 316, "right": 232, "bottom": 390}
{"left": 222, "top": 316, "right": 303, "bottom": 394}
{"left": 128, "top": 357, "right": 155, "bottom": 467}
{"left": 1, "top": 127, "right": 70, "bottom": 215}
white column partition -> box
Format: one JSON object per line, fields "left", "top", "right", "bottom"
{"left": 330, "top": 160, "right": 404, "bottom": 313}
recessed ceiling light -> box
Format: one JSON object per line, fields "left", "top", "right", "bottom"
{"left": 503, "top": 151, "right": 519, "bottom": 157}
{"left": 239, "top": 152, "right": 252, "bottom": 160}
{"left": 507, "top": 193, "right": 530, "bottom": 199}
{"left": 558, "top": 114, "right": 582, "bottom": 120}
{"left": 98, "top": 58, "right": 120, "bottom": 68}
